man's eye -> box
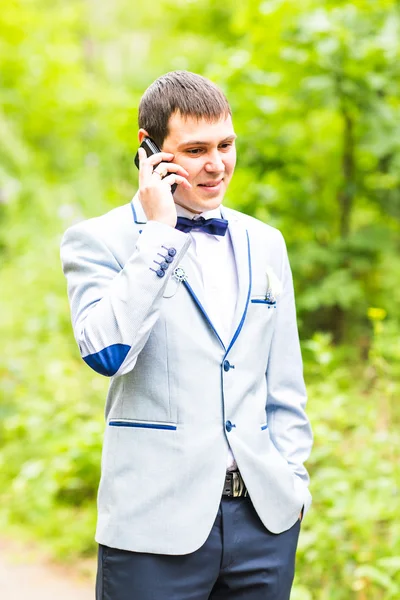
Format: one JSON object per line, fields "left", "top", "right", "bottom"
{"left": 220, "top": 143, "right": 233, "bottom": 150}
{"left": 186, "top": 148, "right": 203, "bottom": 155}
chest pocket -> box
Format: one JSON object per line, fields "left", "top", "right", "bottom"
{"left": 250, "top": 296, "right": 276, "bottom": 308}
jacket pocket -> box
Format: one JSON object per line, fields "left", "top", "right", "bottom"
{"left": 109, "top": 419, "right": 177, "bottom": 431}
{"left": 251, "top": 297, "right": 276, "bottom": 306}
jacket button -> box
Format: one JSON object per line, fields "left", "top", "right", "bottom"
{"left": 223, "top": 360, "right": 231, "bottom": 372}
{"left": 225, "top": 420, "right": 233, "bottom": 432}
{"left": 156, "top": 269, "right": 165, "bottom": 278}
{"left": 168, "top": 248, "right": 177, "bottom": 257}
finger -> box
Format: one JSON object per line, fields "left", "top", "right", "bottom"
{"left": 145, "top": 152, "right": 174, "bottom": 168}
{"left": 139, "top": 151, "right": 174, "bottom": 183}
{"left": 138, "top": 148, "right": 150, "bottom": 185}
{"left": 153, "top": 162, "right": 189, "bottom": 178}
{"left": 162, "top": 174, "right": 192, "bottom": 190}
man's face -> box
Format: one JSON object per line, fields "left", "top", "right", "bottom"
{"left": 161, "top": 112, "right": 237, "bottom": 214}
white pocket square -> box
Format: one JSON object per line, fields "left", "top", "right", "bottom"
{"left": 265, "top": 266, "right": 283, "bottom": 303}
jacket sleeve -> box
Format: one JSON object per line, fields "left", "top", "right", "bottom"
{"left": 60, "top": 220, "right": 191, "bottom": 377}
{"left": 266, "top": 232, "right": 313, "bottom": 516}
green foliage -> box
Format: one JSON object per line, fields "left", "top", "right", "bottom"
{"left": 299, "top": 322, "right": 400, "bottom": 599}
{"left": 0, "top": 238, "right": 106, "bottom": 557}
{"left": 1, "top": 1, "right": 399, "bottom": 597}
{"left": 165, "top": 0, "right": 400, "bottom": 341}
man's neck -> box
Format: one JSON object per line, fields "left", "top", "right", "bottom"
{"left": 175, "top": 203, "right": 222, "bottom": 220}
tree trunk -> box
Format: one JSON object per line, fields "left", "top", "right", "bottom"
{"left": 338, "top": 106, "right": 355, "bottom": 240}
{"left": 333, "top": 102, "right": 356, "bottom": 342}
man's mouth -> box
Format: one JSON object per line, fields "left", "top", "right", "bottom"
{"left": 198, "top": 180, "right": 223, "bottom": 188}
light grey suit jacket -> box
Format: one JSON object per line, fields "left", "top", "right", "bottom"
{"left": 60, "top": 194, "right": 312, "bottom": 554}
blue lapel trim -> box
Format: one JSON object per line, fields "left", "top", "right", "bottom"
{"left": 181, "top": 228, "right": 251, "bottom": 353}
{"left": 131, "top": 201, "right": 137, "bottom": 222}
{"left": 183, "top": 280, "right": 226, "bottom": 351}
{"left": 225, "top": 230, "right": 252, "bottom": 355}
{"left": 130, "top": 197, "right": 147, "bottom": 224}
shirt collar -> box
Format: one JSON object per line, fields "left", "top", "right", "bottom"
{"left": 175, "top": 204, "right": 226, "bottom": 241}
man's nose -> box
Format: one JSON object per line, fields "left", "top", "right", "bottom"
{"left": 204, "top": 151, "right": 225, "bottom": 172}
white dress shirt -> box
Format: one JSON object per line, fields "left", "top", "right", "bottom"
{"left": 176, "top": 204, "right": 238, "bottom": 471}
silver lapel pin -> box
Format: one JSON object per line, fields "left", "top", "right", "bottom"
{"left": 173, "top": 267, "right": 187, "bottom": 283}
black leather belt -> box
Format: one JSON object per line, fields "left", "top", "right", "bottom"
{"left": 223, "top": 470, "right": 248, "bottom": 497}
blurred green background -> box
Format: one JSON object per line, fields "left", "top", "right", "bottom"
{"left": 1, "top": 1, "right": 400, "bottom": 598}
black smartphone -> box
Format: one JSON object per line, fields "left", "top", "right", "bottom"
{"left": 134, "top": 137, "right": 177, "bottom": 194}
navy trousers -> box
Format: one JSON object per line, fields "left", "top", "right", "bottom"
{"left": 96, "top": 496, "right": 301, "bottom": 600}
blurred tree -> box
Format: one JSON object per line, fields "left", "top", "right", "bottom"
{"left": 162, "top": 0, "right": 400, "bottom": 344}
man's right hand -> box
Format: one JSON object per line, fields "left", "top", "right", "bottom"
{"left": 137, "top": 147, "right": 191, "bottom": 228}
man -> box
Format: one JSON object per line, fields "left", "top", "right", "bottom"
{"left": 61, "top": 70, "right": 312, "bottom": 600}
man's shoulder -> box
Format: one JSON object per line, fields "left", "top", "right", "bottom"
{"left": 61, "top": 202, "right": 135, "bottom": 246}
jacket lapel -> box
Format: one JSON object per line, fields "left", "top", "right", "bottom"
{"left": 131, "top": 194, "right": 147, "bottom": 224}
{"left": 130, "top": 196, "right": 251, "bottom": 352}
{"left": 221, "top": 208, "right": 252, "bottom": 354}
{"left": 180, "top": 256, "right": 226, "bottom": 350}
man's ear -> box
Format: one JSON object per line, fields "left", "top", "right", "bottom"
{"left": 138, "top": 129, "right": 150, "bottom": 144}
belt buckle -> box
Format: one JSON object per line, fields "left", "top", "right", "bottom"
{"left": 232, "top": 471, "right": 241, "bottom": 497}
{"left": 224, "top": 471, "right": 248, "bottom": 497}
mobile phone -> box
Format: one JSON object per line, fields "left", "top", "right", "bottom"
{"left": 134, "top": 137, "right": 177, "bottom": 194}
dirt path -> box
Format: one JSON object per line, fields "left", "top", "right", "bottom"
{"left": 0, "top": 538, "right": 94, "bottom": 600}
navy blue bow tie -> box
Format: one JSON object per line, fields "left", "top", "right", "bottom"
{"left": 175, "top": 216, "right": 228, "bottom": 236}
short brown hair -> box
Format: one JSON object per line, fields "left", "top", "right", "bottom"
{"left": 138, "top": 71, "right": 231, "bottom": 147}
